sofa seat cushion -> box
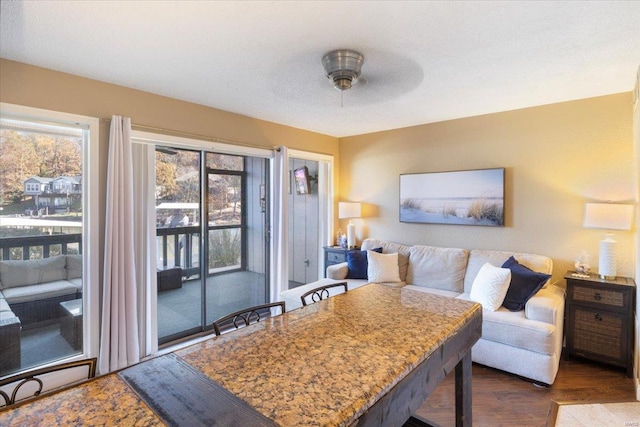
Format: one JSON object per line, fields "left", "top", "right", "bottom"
{"left": 406, "top": 245, "right": 469, "bottom": 293}
{"left": 361, "top": 239, "right": 411, "bottom": 282}
{"left": 403, "top": 284, "right": 460, "bottom": 299}
{"left": 2, "top": 280, "right": 79, "bottom": 304}
{"left": 280, "top": 278, "right": 368, "bottom": 311}
{"left": 0, "top": 256, "right": 67, "bottom": 289}
{"left": 458, "top": 293, "right": 556, "bottom": 355}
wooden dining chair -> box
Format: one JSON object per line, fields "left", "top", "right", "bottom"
{"left": 0, "top": 357, "right": 97, "bottom": 408}
{"left": 212, "top": 301, "right": 286, "bottom": 335}
{"left": 300, "top": 282, "right": 348, "bottom": 306}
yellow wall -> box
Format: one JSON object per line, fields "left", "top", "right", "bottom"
{"left": 2, "top": 58, "right": 636, "bottom": 286}
{"left": 0, "top": 58, "right": 340, "bottom": 273}
{"left": 339, "top": 93, "right": 636, "bottom": 284}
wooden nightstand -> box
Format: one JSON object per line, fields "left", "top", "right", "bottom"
{"left": 564, "top": 271, "right": 636, "bottom": 377}
{"left": 323, "top": 246, "right": 358, "bottom": 277}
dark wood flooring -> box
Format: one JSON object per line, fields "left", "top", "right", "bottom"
{"left": 413, "top": 356, "right": 636, "bottom": 427}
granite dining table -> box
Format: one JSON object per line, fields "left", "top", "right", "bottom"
{"left": 0, "top": 283, "right": 482, "bottom": 427}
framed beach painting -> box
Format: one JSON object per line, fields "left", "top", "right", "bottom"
{"left": 400, "top": 168, "right": 505, "bottom": 226}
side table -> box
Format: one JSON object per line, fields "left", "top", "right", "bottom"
{"left": 60, "top": 298, "right": 83, "bottom": 350}
{"left": 564, "top": 271, "right": 635, "bottom": 377}
{"left": 323, "top": 246, "right": 359, "bottom": 277}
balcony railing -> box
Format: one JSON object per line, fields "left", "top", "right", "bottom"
{"left": 156, "top": 225, "right": 200, "bottom": 277}
{"left": 1, "top": 225, "right": 230, "bottom": 278}
{"left": 0, "top": 233, "right": 82, "bottom": 260}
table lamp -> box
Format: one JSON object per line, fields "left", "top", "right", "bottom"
{"left": 583, "top": 202, "right": 634, "bottom": 280}
{"left": 338, "top": 202, "right": 362, "bottom": 249}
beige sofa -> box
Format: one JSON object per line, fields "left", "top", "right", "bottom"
{"left": 317, "top": 238, "right": 565, "bottom": 385}
{"left": 0, "top": 255, "right": 82, "bottom": 373}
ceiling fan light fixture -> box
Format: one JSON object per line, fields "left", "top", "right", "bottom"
{"left": 322, "top": 49, "right": 364, "bottom": 92}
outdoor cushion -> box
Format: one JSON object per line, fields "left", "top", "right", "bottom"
{"left": 66, "top": 254, "right": 83, "bottom": 280}
{"left": 0, "top": 298, "right": 11, "bottom": 313}
{"left": 0, "top": 256, "right": 67, "bottom": 289}
{"left": 1, "top": 280, "right": 79, "bottom": 304}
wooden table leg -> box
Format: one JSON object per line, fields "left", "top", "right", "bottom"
{"left": 455, "top": 352, "right": 472, "bottom": 427}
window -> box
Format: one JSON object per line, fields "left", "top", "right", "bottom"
{"left": 0, "top": 103, "right": 99, "bottom": 378}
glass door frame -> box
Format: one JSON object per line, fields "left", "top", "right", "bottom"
{"left": 132, "top": 130, "right": 274, "bottom": 351}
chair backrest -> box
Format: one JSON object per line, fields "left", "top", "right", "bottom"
{"left": 212, "top": 301, "right": 286, "bottom": 335}
{"left": 0, "top": 357, "right": 97, "bottom": 408}
{"left": 300, "top": 282, "right": 348, "bottom": 306}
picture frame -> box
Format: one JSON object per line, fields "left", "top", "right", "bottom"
{"left": 293, "top": 166, "right": 311, "bottom": 195}
{"left": 400, "top": 168, "right": 505, "bottom": 226}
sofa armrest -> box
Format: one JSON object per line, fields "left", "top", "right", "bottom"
{"left": 525, "top": 284, "right": 566, "bottom": 325}
{"left": 327, "top": 262, "right": 348, "bottom": 280}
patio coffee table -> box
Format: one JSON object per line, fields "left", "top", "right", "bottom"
{"left": 59, "top": 298, "right": 82, "bottom": 350}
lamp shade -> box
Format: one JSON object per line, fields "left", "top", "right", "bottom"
{"left": 583, "top": 203, "right": 633, "bottom": 230}
{"left": 338, "top": 202, "right": 362, "bottom": 219}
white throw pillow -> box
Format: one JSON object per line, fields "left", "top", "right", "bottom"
{"left": 469, "top": 263, "right": 511, "bottom": 311}
{"left": 367, "top": 250, "right": 401, "bottom": 283}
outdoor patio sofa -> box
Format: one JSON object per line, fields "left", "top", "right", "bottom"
{"left": 281, "top": 238, "right": 565, "bottom": 385}
{"left": 0, "top": 255, "right": 82, "bottom": 373}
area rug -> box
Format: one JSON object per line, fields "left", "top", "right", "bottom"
{"left": 549, "top": 401, "right": 640, "bottom": 426}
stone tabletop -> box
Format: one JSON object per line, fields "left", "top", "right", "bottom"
{"left": 0, "top": 374, "right": 160, "bottom": 426}
{"left": 0, "top": 283, "right": 480, "bottom": 427}
{"left": 177, "top": 283, "right": 481, "bottom": 427}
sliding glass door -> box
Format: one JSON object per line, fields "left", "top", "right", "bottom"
{"left": 155, "top": 148, "right": 269, "bottom": 344}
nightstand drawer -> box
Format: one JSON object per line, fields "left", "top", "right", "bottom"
{"left": 570, "top": 306, "right": 623, "bottom": 361}
{"left": 327, "top": 251, "right": 346, "bottom": 263}
{"left": 571, "top": 285, "right": 626, "bottom": 309}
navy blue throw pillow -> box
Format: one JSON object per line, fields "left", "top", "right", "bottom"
{"left": 346, "top": 247, "right": 383, "bottom": 279}
{"left": 501, "top": 256, "right": 551, "bottom": 311}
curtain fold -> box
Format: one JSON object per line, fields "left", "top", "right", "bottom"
{"left": 270, "top": 146, "right": 289, "bottom": 303}
{"left": 132, "top": 143, "right": 158, "bottom": 358}
{"left": 99, "top": 115, "right": 140, "bottom": 374}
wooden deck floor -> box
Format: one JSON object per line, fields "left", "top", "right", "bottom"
{"left": 414, "top": 356, "right": 636, "bottom": 427}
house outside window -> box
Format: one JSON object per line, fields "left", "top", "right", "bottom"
{"left": 0, "top": 103, "right": 99, "bottom": 381}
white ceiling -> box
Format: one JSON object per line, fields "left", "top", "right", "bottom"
{"left": 1, "top": 1, "right": 639, "bottom": 138}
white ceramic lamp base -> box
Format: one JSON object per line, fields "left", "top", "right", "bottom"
{"left": 598, "top": 233, "right": 617, "bottom": 280}
{"left": 347, "top": 221, "right": 356, "bottom": 249}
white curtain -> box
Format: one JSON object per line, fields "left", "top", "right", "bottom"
{"left": 132, "top": 143, "right": 158, "bottom": 358}
{"left": 99, "top": 116, "right": 140, "bottom": 374}
{"left": 270, "top": 146, "right": 289, "bottom": 303}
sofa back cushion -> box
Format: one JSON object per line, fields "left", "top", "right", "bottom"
{"left": 361, "top": 239, "right": 411, "bottom": 282}
{"left": 464, "top": 250, "right": 553, "bottom": 294}
{"left": 406, "top": 245, "right": 469, "bottom": 293}
{"left": 0, "top": 255, "right": 67, "bottom": 289}
{"left": 66, "top": 254, "right": 83, "bottom": 280}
